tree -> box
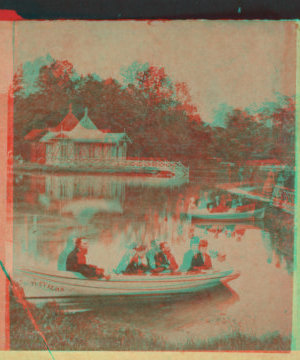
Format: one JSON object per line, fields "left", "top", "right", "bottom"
{"left": 136, "top": 66, "right": 176, "bottom": 110}
{"left": 13, "top": 56, "right": 295, "bottom": 167}
{"left": 120, "top": 61, "right": 149, "bottom": 87}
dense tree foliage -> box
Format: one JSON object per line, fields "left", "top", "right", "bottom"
{"left": 13, "top": 58, "right": 295, "bottom": 166}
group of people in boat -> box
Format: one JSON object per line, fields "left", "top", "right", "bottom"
{"left": 115, "top": 239, "right": 179, "bottom": 275}
{"left": 188, "top": 193, "right": 247, "bottom": 214}
{"left": 65, "top": 236, "right": 213, "bottom": 280}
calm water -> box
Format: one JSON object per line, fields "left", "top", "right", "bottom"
{"left": 12, "top": 170, "right": 294, "bottom": 343}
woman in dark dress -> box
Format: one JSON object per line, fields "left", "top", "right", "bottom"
{"left": 190, "top": 251, "right": 205, "bottom": 271}
{"left": 124, "top": 245, "right": 150, "bottom": 274}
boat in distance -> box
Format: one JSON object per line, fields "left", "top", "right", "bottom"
{"left": 14, "top": 268, "right": 240, "bottom": 301}
{"left": 184, "top": 207, "right": 265, "bottom": 221}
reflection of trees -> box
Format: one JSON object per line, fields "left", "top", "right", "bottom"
{"left": 14, "top": 173, "right": 192, "bottom": 256}
{"left": 260, "top": 208, "right": 294, "bottom": 272}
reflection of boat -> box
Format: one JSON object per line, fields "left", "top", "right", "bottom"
{"left": 61, "top": 199, "right": 123, "bottom": 215}
{"left": 184, "top": 207, "right": 265, "bottom": 221}
{"left": 15, "top": 268, "right": 240, "bottom": 303}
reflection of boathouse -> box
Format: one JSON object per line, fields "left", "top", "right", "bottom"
{"left": 45, "top": 175, "right": 125, "bottom": 203}
{"left": 24, "top": 105, "right": 131, "bottom": 165}
{"left": 30, "top": 174, "right": 125, "bottom": 203}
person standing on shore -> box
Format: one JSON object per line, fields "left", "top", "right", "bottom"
{"left": 262, "top": 171, "right": 275, "bottom": 198}
{"left": 238, "top": 166, "right": 244, "bottom": 184}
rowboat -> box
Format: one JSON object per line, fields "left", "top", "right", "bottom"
{"left": 185, "top": 207, "right": 265, "bottom": 221}
{"left": 14, "top": 268, "right": 240, "bottom": 305}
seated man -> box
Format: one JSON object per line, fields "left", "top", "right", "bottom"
{"left": 58, "top": 236, "right": 75, "bottom": 271}
{"left": 214, "top": 194, "right": 230, "bottom": 213}
{"left": 66, "top": 238, "right": 110, "bottom": 280}
{"left": 231, "top": 198, "right": 238, "bottom": 209}
{"left": 198, "top": 240, "right": 212, "bottom": 269}
{"left": 146, "top": 239, "right": 161, "bottom": 271}
{"left": 124, "top": 245, "right": 150, "bottom": 274}
{"left": 153, "top": 242, "right": 179, "bottom": 273}
{"left": 114, "top": 242, "right": 138, "bottom": 274}
{"left": 179, "top": 236, "right": 204, "bottom": 272}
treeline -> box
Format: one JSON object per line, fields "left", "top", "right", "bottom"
{"left": 13, "top": 58, "right": 295, "bottom": 166}
{"left": 210, "top": 98, "right": 295, "bottom": 165}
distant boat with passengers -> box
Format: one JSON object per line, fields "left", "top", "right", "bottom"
{"left": 186, "top": 206, "right": 265, "bottom": 222}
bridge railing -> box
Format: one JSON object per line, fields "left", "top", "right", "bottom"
{"left": 43, "top": 157, "right": 189, "bottom": 180}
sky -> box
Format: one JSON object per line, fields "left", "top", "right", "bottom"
{"left": 14, "top": 21, "right": 297, "bottom": 124}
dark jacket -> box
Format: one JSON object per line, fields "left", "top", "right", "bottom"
{"left": 180, "top": 250, "right": 205, "bottom": 272}
{"left": 66, "top": 247, "right": 102, "bottom": 279}
{"left": 66, "top": 248, "right": 80, "bottom": 272}
{"left": 155, "top": 251, "right": 170, "bottom": 269}
{"left": 190, "top": 252, "right": 204, "bottom": 270}
{"left": 124, "top": 254, "right": 150, "bottom": 274}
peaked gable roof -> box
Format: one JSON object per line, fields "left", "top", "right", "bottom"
{"left": 39, "top": 129, "right": 131, "bottom": 143}
{"left": 24, "top": 129, "right": 48, "bottom": 141}
{"left": 39, "top": 131, "right": 57, "bottom": 142}
{"left": 79, "top": 108, "right": 98, "bottom": 130}
{"left": 49, "top": 104, "right": 79, "bottom": 132}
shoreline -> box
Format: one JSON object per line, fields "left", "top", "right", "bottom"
{"left": 10, "top": 293, "right": 291, "bottom": 351}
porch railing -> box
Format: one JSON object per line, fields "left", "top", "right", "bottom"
{"left": 271, "top": 185, "right": 294, "bottom": 213}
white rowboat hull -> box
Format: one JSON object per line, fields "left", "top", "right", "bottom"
{"left": 14, "top": 268, "right": 239, "bottom": 301}
{"left": 185, "top": 208, "right": 265, "bottom": 221}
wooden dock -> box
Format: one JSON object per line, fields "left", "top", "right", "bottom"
{"left": 14, "top": 159, "right": 189, "bottom": 182}
{"left": 217, "top": 183, "right": 294, "bottom": 215}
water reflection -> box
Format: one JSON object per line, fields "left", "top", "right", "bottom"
{"left": 13, "top": 172, "right": 294, "bottom": 340}
{"left": 55, "top": 283, "right": 239, "bottom": 342}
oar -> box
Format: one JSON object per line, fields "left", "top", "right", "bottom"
{"left": 0, "top": 261, "right": 55, "bottom": 359}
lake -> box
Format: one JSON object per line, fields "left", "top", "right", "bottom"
{"left": 12, "top": 170, "right": 294, "bottom": 345}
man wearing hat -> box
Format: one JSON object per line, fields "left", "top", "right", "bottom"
{"left": 124, "top": 245, "right": 149, "bottom": 274}
{"left": 158, "top": 242, "right": 179, "bottom": 273}
{"left": 198, "top": 240, "right": 212, "bottom": 269}
{"left": 179, "top": 236, "right": 203, "bottom": 272}
{"left": 146, "top": 239, "right": 161, "bottom": 270}
{"left": 114, "top": 242, "right": 138, "bottom": 274}
{"left": 66, "top": 238, "right": 110, "bottom": 280}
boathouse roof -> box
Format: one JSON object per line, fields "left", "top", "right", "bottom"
{"left": 79, "top": 108, "right": 98, "bottom": 130}
{"left": 24, "top": 129, "right": 49, "bottom": 141}
{"left": 39, "top": 131, "right": 131, "bottom": 144}
{"left": 48, "top": 104, "right": 79, "bottom": 132}
{"left": 25, "top": 105, "right": 131, "bottom": 144}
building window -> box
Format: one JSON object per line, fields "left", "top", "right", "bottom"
{"left": 111, "top": 146, "right": 116, "bottom": 158}
{"left": 103, "top": 145, "right": 108, "bottom": 159}
{"left": 46, "top": 144, "right": 52, "bottom": 156}
{"left": 60, "top": 144, "right": 68, "bottom": 159}
{"left": 89, "top": 145, "right": 95, "bottom": 158}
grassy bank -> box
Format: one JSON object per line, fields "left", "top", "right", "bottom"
{"left": 10, "top": 291, "right": 291, "bottom": 351}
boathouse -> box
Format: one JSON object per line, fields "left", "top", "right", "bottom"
{"left": 24, "top": 105, "right": 131, "bottom": 165}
